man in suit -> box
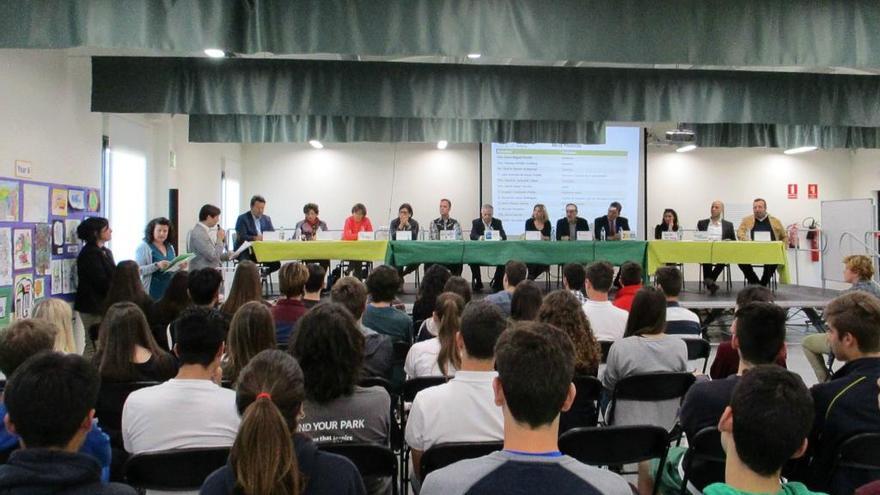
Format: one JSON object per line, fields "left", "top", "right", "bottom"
{"left": 593, "top": 201, "right": 630, "bottom": 240}
{"left": 697, "top": 200, "right": 737, "bottom": 294}
{"left": 555, "top": 203, "right": 590, "bottom": 240}
{"left": 469, "top": 204, "right": 507, "bottom": 292}
{"left": 187, "top": 204, "right": 230, "bottom": 271}
{"left": 234, "top": 195, "right": 280, "bottom": 272}
{"left": 736, "top": 198, "right": 788, "bottom": 286}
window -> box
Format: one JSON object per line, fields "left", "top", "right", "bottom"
{"left": 221, "top": 171, "right": 240, "bottom": 233}
{"left": 103, "top": 146, "right": 147, "bottom": 261}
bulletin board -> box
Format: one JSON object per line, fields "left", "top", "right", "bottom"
{"left": 0, "top": 176, "right": 102, "bottom": 326}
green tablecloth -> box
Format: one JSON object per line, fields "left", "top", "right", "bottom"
{"left": 252, "top": 240, "right": 388, "bottom": 262}
{"left": 387, "top": 240, "right": 647, "bottom": 267}
{"left": 646, "top": 241, "right": 790, "bottom": 284}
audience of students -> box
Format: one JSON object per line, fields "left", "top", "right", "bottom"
{"left": 0, "top": 352, "right": 135, "bottom": 494}
{"left": 74, "top": 216, "right": 116, "bottom": 359}
{"left": 220, "top": 260, "right": 266, "bottom": 317}
{"left": 272, "top": 262, "right": 310, "bottom": 346}
{"left": 362, "top": 266, "right": 412, "bottom": 343}
{"left": 443, "top": 275, "right": 472, "bottom": 304}
{"left": 562, "top": 262, "right": 588, "bottom": 304}
{"left": 330, "top": 277, "right": 393, "bottom": 381}
{"left": 406, "top": 301, "right": 508, "bottom": 483}
{"left": 122, "top": 308, "right": 239, "bottom": 454}
{"left": 613, "top": 261, "right": 643, "bottom": 312}
{"left": 537, "top": 290, "right": 601, "bottom": 377}
{"left": 654, "top": 266, "right": 703, "bottom": 337}
{"left": 484, "top": 261, "right": 527, "bottom": 317}
{"left": 509, "top": 279, "right": 542, "bottom": 321}
{"left": 200, "top": 350, "right": 366, "bottom": 495}
{"left": 103, "top": 260, "right": 155, "bottom": 324}
{"left": 302, "top": 263, "right": 326, "bottom": 308}
{"left": 420, "top": 321, "right": 631, "bottom": 495}
{"left": 222, "top": 301, "right": 277, "bottom": 384}
{"left": 135, "top": 216, "right": 178, "bottom": 300}
{"left": 411, "top": 264, "right": 452, "bottom": 336}
{"left": 32, "top": 297, "right": 77, "bottom": 354}
{"left": 94, "top": 302, "right": 177, "bottom": 383}
{"left": 582, "top": 261, "right": 629, "bottom": 341}
{"left": 149, "top": 270, "right": 190, "bottom": 350}
{"left": 405, "top": 292, "right": 464, "bottom": 378}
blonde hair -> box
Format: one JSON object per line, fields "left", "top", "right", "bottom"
{"left": 533, "top": 204, "right": 549, "bottom": 223}
{"left": 32, "top": 298, "right": 76, "bottom": 354}
{"left": 843, "top": 255, "right": 875, "bottom": 280}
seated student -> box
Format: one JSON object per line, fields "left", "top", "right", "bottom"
{"left": 221, "top": 301, "right": 277, "bottom": 384}
{"left": 0, "top": 352, "right": 135, "bottom": 494}
{"left": 149, "top": 271, "right": 190, "bottom": 350}
{"left": 703, "top": 366, "right": 819, "bottom": 495}
{"left": 406, "top": 301, "right": 507, "bottom": 483}
{"left": 562, "top": 263, "right": 587, "bottom": 304}
{"left": 405, "top": 293, "right": 464, "bottom": 378}
{"left": 272, "top": 262, "right": 310, "bottom": 346}
{"left": 220, "top": 260, "right": 268, "bottom": 318}
{"left": 612, "top": 261, "right": 643, "bottom": 312}
{"left": 805, "top": 291, "right": 880, "bottom": 495}
{"left": 509, "top": 280, "right": 543, "bottom": 321}
{"left": 420, "top": 322, "right": 630, "bottom": 495}
{"left": 32, "top": 297, "right": 77, "bottom": 353}
{"left": 412, "top": 264, "right": 452, "bottom": 337}
{"left": 0, "top": 320, "right": 112, "bottom": 482}
{"left": 302, "top": 263, "right": 325, "bottom": 308}
{"left": 122, "top": 308, "right": 240, "bottom": 454}
{"left": 102, "top": 260, "right": 156, "bottom": 330}
{"left": 658, "top": 302, "right": 787, "bottom": 494}
{"left": 362, "top": 266, "right": 412, "bottom": 343}
{"left": 94, "top": 302, "right": 177, "bottom": 383}
{"left": 654, "top": 266, "right": 702, "bottom": 337}
{"left": 602, "top": 287, "right": 688, "bottom": 495}
{"left": 331, "top": 277, "right": 393, "bottom": 381}
{"left": 290, "top": 303, "right": 391, "bottom": 495}
{"left": 200, "top": 350, "right": 366, "bottom": 495}
{"left": 484, "top": 261, "right": 528, "bottom": 318}
{"left": 581, "top": 261, "right": 629, "bottom": 341}
{"left": 443, "top": 276, "right": 472, "bottom": 304}
{"left": 710, "top": 286, "right": 787, "bottom": 380}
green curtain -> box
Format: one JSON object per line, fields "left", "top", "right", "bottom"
{"left": 687, "top": 123, "right": 880, "bottom": 149}
{"left": 187, "top": 114, "right": 605, "bottom": 144}
{"left": 6, "top": 1, "right": 880, "bottom": 69}
{"left": 93, "top": 57, "right": 880, "bottom": 126}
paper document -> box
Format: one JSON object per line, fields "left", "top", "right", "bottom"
{"left": 231, "top": 241, "right": 252, "bottom": 259}
{"left": 163, "top": 253, "right": 196, "bottom": 272}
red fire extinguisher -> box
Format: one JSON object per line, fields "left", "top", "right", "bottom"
{"left": 804, "top": 219, "right": 820, "bottom": 262}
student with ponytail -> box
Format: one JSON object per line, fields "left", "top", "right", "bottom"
{"left": 200, "top": 349, "right": 365, "bottom": 495}
{"left": 404, "top": 292, "right": 464, "bottom": 378}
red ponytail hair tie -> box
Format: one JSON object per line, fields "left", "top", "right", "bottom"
{"left": 256, "top": 392, "right": 272, "bottom": 400}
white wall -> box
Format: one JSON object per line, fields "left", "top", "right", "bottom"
{"left": 240, "top": 143, "right": 480, "bottom": 232}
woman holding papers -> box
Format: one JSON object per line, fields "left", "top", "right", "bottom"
{"left": 390, "top": 203, "right": 420, "bottom": 280}
{"left": 136, "top": 217, "right": 179, "bottom": 299}
{"left": 524, "top": 204, "right": 551, "bottom": 280}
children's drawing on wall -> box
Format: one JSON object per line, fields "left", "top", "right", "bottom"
{"left": 52, "top": 220, "right": 64, "bottom": 254}
{"left": 65, "top": 219, "right": 80, "bottom": 245}
{"left": 0, "top": 227, "right": 11, "bottom": 286}
{"left": 22, "top": 184, "right": 48, "bottom": 223}
{"left": 13, "top": 273, "right": 34, "bottom": 319}
{"left": 0, "top": 181, "right": 19, "bottom": 221}
{"left": 51, "top": 188, "right": 68, "bottom": 216}
{"left": 13, "top": 228, "right": 32, "bottom": 270}
{"left": 87, "top": 190, "right": 100, "bottom": 212}
{"left": 68, "top": 189, "right": 85, "bottom": 210}
{"left": 34, "top": 223, "right": 51, "bottom": 275}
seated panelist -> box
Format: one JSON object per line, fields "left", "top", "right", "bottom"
{"left": 594, "top": 201, "right": 630, "bottom": 240}
{"left": 524, "top": 204, "right": 551, "bottom": 280}
{"left": 555, "top": 203, "right": 590, "bottom": 240}
{"left": 469, "top": 204, "right": 506, "bottom": 292}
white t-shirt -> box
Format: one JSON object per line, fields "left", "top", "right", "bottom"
{"left": 405, "top": 371, "right": 503, "bottom": 451}
{"left": 405, "top": 338, "right": 457, "bottom": 379}
{"left": 122, "top": 378, "right": 240, "bottom": 454}
{"left": 582, "top": 299, "right": 629, "bottom": 341}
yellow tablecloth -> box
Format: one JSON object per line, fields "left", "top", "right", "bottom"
{"left": 647, "top": 241, "right": 789, "bottom": 284}
{"left": 251, "top": 240, "right": 389, "bottom": 262}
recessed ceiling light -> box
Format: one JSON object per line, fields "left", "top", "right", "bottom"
{"left": 308, "top": 140, "right": 324, "bottom": 149}
{"left": 783, "top": 146, "right": 818, "bottom": 155}
{"left": 675, "top": 144, "right": 697, "bottom": 153}
{"left": 204, "top": 48, "right": 226, "bottom": 58}
{"left": 437, "top": 140, "right": 448, "bottom": 150}
{"left": 467, "top": 53, "right": 481, "bottom": 59}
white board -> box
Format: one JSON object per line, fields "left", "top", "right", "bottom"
{"left": 820, "top": 198, "right": 876, "bottom": 283}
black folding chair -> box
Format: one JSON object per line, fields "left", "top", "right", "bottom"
{"left": 560, "top": 375, "right": 603, "bottom": 433}
{"left": 123, "top": 447, "right": 230, "bottom": 491}
{"left": 559, "top": 425, "right": 669, "bottom": 495}
{"left": 399, "top": 376, "right": 447, "bottom": 494}
{"left": 600, "top": 341, "right": 613, "bottom": 364}
{"left": 319, "top": 443, "right": 399, "bottom": 495}
{"left": 830, "top": 432, "right": 880, "bottom": 495}
{"left": 684, "top": 338, "right": 712, "bottom": 374}
{"left": 605, "top": 372, "right": 696, "bottom": 428}
{"left": 95, "top": 381, "right": 161, "bottom": 447}
{"left": 680, "top": 426, "right": 725, "bottom": 494}
{"left": 420, "top": 441, "right": 504, "bottom": 480}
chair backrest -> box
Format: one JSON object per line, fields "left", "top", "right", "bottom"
{"left": 599, "top": 341, "right": 613, "bottom": 364}
{"left": 95, "top": 381, "right": 161, "bottom": 433}
{"left": 607, "top": 372, "right": 695, "bottom": 425}
{"left": 560, "top": 375, "right": 603, "bottom": 432}
{"left": 837, "top": 432, "right": 880, "bottom": 471}
{"left": 420, "top": 442, "right": 504, "bottom": 479}
{"left": 123, "top": 447, "right": 230, "bottom": 491}
{"left": 402, "top": 376, "right": 447, "bottom": 403}
{"left": 318, "top": 443, "right": 397, "bottom": 478}
{"left": 360, "top": 376, "right": 395, "bottom": 396}
{"left": 682, "top": 426, "right": 726, "bottom": 491}
{"left": 392, "top": 340, "right": 411, "bottom": 364}
{"left": 685, "top": 338, "right": 712, "bottom": 372}
{"left": 559, "top": 425, "right": 669, "bottom": 466}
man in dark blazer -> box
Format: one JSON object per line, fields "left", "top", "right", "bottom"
{"left": 593, "top": 201, "right": 630, "bottom": 240}
{"left": 469, "top": 204, "right": 507, "bottom": 292}
{"left": 234, "top": 195, "right": 279, "bottom": 271}
{"left": 555, "top": 203, "right": 590, "bottom": 240}
{"left": 697, "top": 200, "right": 736, "bottom": 294}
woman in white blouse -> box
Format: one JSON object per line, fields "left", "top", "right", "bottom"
{"left": 404, "top": 292, "right": 464, "bottom": 378}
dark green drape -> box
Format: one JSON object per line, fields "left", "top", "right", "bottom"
{"left": 687, "top": 123, "right": 880, "bottom": 149}
{"left": 7, "top": 0, "right": 880, "bottom": 69}
{"left": 93, "top": 57, "right": 880, "bottom": 126}
{"left": 187, "top": 115, "right": 605, "bottom": 144}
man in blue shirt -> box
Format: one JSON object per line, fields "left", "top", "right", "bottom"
{"left": 234, "top": 194, "right": 280, "bottom": 272}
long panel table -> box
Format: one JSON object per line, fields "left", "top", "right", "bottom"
{"left": 251, "top": 240, "right": 389, "bottom": 262}
{"left": 646, "top": 240, "right": 790, "bottom": 284}
{"left": 386, "top": 240, "right": 648, "bottom": 267}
